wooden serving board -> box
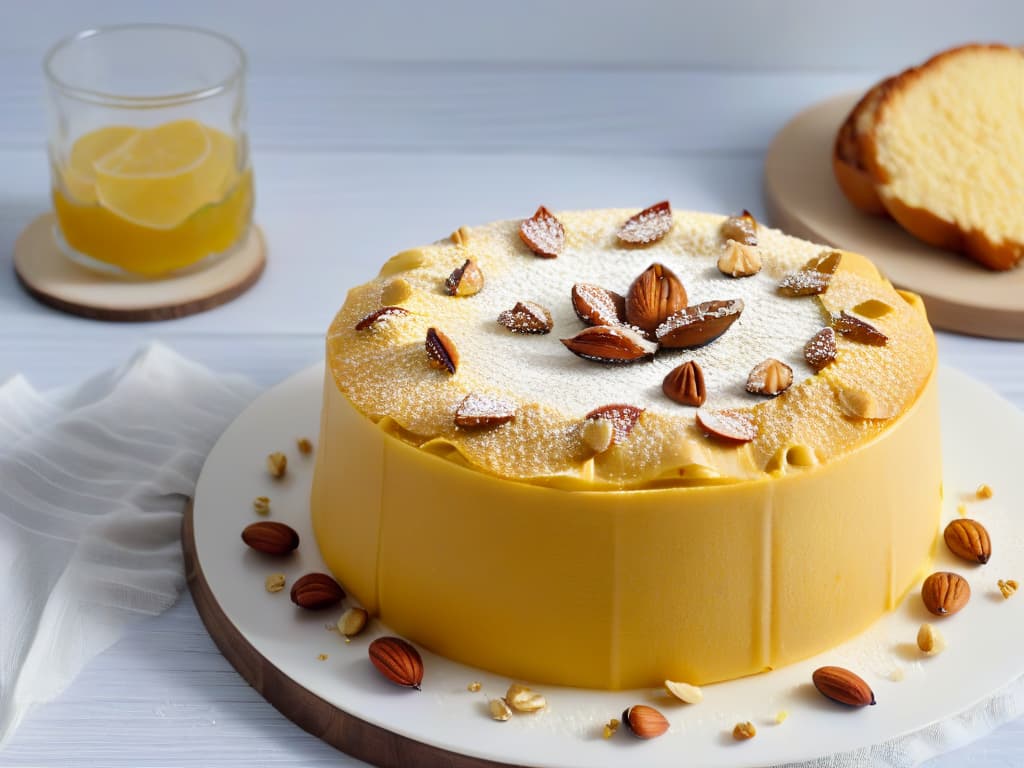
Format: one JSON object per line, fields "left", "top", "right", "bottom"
{"left": 764, "top": 93, "right": 1024, "bottom": 340}
{"left": 182, "top": 501, "right": 520, "bottom": 768}
{"left": 13, "top": 213, "right": 265, "bottom": 322}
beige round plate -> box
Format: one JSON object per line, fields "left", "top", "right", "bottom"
{"left": 13, "top": 213, "right": 266, "bottom": 322}
{"left": 764, "top": 92, "right": 1024, "bottom": 340}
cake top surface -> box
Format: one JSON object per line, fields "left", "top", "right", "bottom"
{"left": 327, "top": 207, "right": 936, "bottom": 488}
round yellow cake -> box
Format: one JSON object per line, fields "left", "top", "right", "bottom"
{"left": 311, "top": 206, "right": 940, "bottom": 689}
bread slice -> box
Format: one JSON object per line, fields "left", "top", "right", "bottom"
{"left": 862, "top": 44, "right": 1024, "bottom": 270}
{"left": 832, "top": 77, "right": 894, "bottom": 216}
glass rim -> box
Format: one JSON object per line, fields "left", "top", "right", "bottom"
{"left": 43, "top": 23, "right": 246, "bottom": 107}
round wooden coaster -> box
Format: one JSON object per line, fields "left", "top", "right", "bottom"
{"left": 764, "top": 93, "right": 1024, "bottom": 340}
{"left": 182, "top": 501, "right": 518, "bottom": 768}
{"left": 13, "top": 213, "right": 266, "bottom": 322}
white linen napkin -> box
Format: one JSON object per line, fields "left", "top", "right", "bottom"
{"left": 0, "top": 343, "right": 258, "bottom": 744}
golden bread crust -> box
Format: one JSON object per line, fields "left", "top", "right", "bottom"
{"left": 832, "top": 77, "right": 893, "bottom": 216}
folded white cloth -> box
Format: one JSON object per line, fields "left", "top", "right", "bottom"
{"left": 0, "top": 343, "right": 258, "bottom": 744}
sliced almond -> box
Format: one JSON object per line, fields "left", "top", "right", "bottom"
{"left": 655, "top": 299, "right": 744, "bottom": 349}
{"left": 804, "top": 327, "right": 837, "bottom": 372}
{"left": 718, "top": 240, "right": 762, "bottom": 277}
{"left": 519, "top": 205, "right": 565, "bottom": 258}
{"left": 445, "top": 258, "right": 484, "bottom": 297}
{"left": 778, "top": 269, "right": 831, "bottom": 297}
{"left": 355, "top": 306, "right": 410, "bottom": 331}
{"left": 454, "top": 393, "right": 516, "bottom": 429}
{"left": 746, "top": 358, "right": 793, "bottom": 396}
{"left": 617, "top": 201, "right": 673, "bottom": 245}
{"left": 696, "top": 407, "right": 757, "bottom": 443}
{"left": 585, "top": 404, "right": 644, "bottom": 445}
{"left": 832, "top": 311, "right": 888, "bottom": 346}
{"left": 561, "top": 325, "right": 657, "bottom": 364}
{"left": 837, "top": 387, "right": 894, "bottom": 420}
{"left": 497, "top": 301, "right": 553, "bottom": 334}
{"left": 425, "top": 327, "right": 459, "bottom": 374}
{"left": 489, "top": 697, "right": 512, "bottom": 722}
{"left": 664, "top": 680, "right": 703, "bottom": 704}
{"left": 571, "top": 283, "right": 627, "bottom": 327}
{"left": 806, "top": 250, "right": 843, "bottom": 274}
{"left": 626, "top": 263, "right": 688, "bottom": 336}
{"left": 662, "top": 360, "right": 706, "bottom": 406}
{"left": 720, "top": 210, "right": 758, "bottom": 246}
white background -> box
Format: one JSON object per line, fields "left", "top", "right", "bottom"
{"left": 1, "top": 1, "right": 1023, "bottom": 764}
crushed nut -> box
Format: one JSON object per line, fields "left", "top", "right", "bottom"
{"left": 977, "top": 484, "right": 994, "bottom": 499}
{"left": 253, "top": 496, "right": 271, "bottom": 515}
{"left": 888, "top": 666, "right": 905, "bottom": 682}
{"left": 505, "top": 683, "right": 547, "bottom": 713}
{"left": 733, "top": 721, "right": 756, "bottom": 741}
{"left": 775, "top": 710, "right": 789, "bottom": 724}
{"left": 317, "top": 653, "right": 328, "bottom": 661}
{"left": 957, "top": 503, "right": 968, "bottom": 516}
{"left": 467, "top": 681, "right": 482, "bottom": 693}
{"left": 266, "top": 452, "right": 287, "bottom": 479}
{"left": 265, "top": 573, "right": 286, "bottom": 593}
{"left": 917, "top": 623, "right": 946, "bottom": 655}
{"left": 489, "top": 697, "right": 512, "bottom": 722}
{"left": 297, "top": 437, "right": 314, "bottom": 455}
{"left": 999, "top": 579, "right": 1018, "bottom": 599}
{"left": 717, "top": 239, "right": 762, "bottom": 277}
{"left": 603, "top": 718, "right": 620, "bottom": 739}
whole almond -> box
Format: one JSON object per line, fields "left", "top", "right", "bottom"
{"left": 445, "top": 258, "right": 484, "bottom": 297}
{"left": 656, "top": 299, "right": 744, "bottom": 349}
{"left": 561, "top": 325, "right": 658, "bottom": 364}
{"left": 241, "top": 521, "right": 300, "bottom": 555}
{"left": 355, "top": 306, "right": 410, "bottom": 331}
{"left": 519, "top": 205, "right": 565, "bottom": 258}
{"left": 922, "top": 571, "right": 971, "bottom": 616}
{"left": 746, "top": 358, "right": 793, "bottom": 396}
{"left": 571, "top": 283, "right": 627, "bottom": 327}
{"left": 662, "top": 361, "right": 706, "bottom": 406}
{"left": 721, "top": 210, "right": 758, "bottom": 246}
{"left": 622, "top": 704, "right": 669, "bottom": 739}
{"left": 617, "top": 201, "right": 673, "bottom": 245}
{"left": 425, "top": 327, "right": 459, "bottom": 374}
{"left": 625, "top": 263, "right": 688, "bottom": 335}
{"left": 369, "top": 636, "right": 424, "bottom": 690}
{"left": 944, "top": 518, "right": 992, "bottom": 564}
{"left": 812, "top": 666, "right": 875, "bottom": 707}
{"left": 454, "top": 393, "right": 516, "bottom": 429}
{"left": 290, "top": 572, "right": 346, "bottom": 610}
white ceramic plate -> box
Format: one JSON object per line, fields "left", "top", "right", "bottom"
{"left": 192, "top": 363, "right": 1024, "bottom": 767}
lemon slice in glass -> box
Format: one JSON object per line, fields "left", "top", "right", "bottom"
{"left": 60, "top": 125, "right": 140, "bottom": 204}
{"left": 94, "top": 119, "right": 234, "bottom": 230}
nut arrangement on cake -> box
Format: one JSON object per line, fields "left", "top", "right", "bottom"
{"left": 310, "top": 204, "right": 941, "bottom": 689}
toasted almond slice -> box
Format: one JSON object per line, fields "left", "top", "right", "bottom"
{"left": 655, "top": 299, "right": 744, "bottom": 349}
{"left": 804, "top": 327, "right": 837, "bottom": 371}
{"left": 561, "top": 325, "right": 658, "bottom": 364}
{"left": 454, "top": 393, "right": 516, "bottom": 428}
{"left": 832, "top": 311, "right": 888, "bottom": 345}
{"left": 585, "top": 404, "right": 644, "bottom": 445}
{"left": 519, "top": 205, "right": 565, "bottom": 258}
{"left": 445, "top": 258, "right": 484, "bottom": 296}
{"left": 778, "top": 269, "right": 831, "bottom": 297}
{"left": 425, "top": 327, "right": 459, "bottom": 374}
{"left": 572, "top": 283, "right": 627, "bottom": 327}
{"left": 696, "top": 407, "right": 757, "bottom": 443}
{"left": 355, "top": 306, "right": 410, "bottom": 330}
{"left": 497, "top": 301, "right": 553, "bottom": 334}
{"left": 721, "top": 210, "right": 758, "bottom": 246}
{"left": 617, "top": 201, "right": 673, "bottom": 245}
{"left": 664, "top": 680, "right": 703, "bottom": 704}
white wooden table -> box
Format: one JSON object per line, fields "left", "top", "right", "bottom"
{"left": 2, "top": 2, "right": 1023, "bottom": 764}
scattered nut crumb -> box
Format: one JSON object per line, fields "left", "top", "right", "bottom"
{"left": 775, "top": 710, "right": 789, "bottom": 724}
{"left": 253, "top": 496, "right": 271, "bottom": 515}
{"left": 664, "top": 679, "right": 703, "bottom": 704}
{"left": 976, "top": 483, "right": 993, "bottom": 499}
{"left": 317, "top": 653, "right": 328, "bottom": 661}
{"left": 888, "top": 666, "right": 905, "bottom": 682}
{"left": 917, "top": 623, "right": 946, "bottom": 655}
{"left": 603, "top": 718, "right": 620, "bottom": 739}
{"left": 505, "top": 683, "right": 547, "bottom": 713}
{"left": 265, "top": 573, "right": 286, "bottom": 593}
{"left": 266, "top": 452, "right": 287, "bottom": 478}
{"left": 489, "top": 697, "right": 512, "bottom": 722}
{"left": 999, "top": 579, "right": 1018, "bottom": 599}
{"left": 733, "top": 721, "right": 756, "bottom": 741}
{"left": 467, "top": 681, "right": 482, "bottom": 693}
{"left": 957, "top": 503, "right": 967, "bottom": 516}
{"left": 297, "top": 437, "right": 314, "bottom": 455}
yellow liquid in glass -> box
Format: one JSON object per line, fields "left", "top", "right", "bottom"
{"left": 52, "top": 120, "right": 253, "bottom": 277}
